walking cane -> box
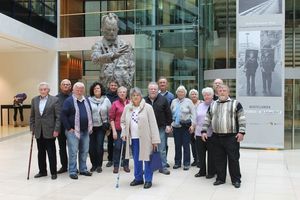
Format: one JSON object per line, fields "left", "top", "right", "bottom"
{"left": 27, "top": 133, "right": 34, "bottom": 180}
{"left": 115, "top": 140, "right": 125, "bottom": 188}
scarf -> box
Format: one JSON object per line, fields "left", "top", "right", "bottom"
{"left": 73, "top": 95, "right": 93, "bottom": 139}
{"left": 174, "top": 99, "right": 182, "bottom": 126}
{"left": 88, "top": 96, "right": 107, "bottom": 124}
{"left": 89, "top": 96, "right": 105, "bottom": 105}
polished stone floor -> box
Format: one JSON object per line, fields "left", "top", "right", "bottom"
{"left": 0, "top": 127, "right": 300, "bottom": 200}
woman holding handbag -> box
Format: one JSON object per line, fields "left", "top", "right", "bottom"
{"left": 121, "top": 87, "right": 160, "bottom": 189}
{"left": 171, "top": 85, "right": 196, "bottom": 171}
{"left": 88, "top": 82, "right": 111, "bottom": 173}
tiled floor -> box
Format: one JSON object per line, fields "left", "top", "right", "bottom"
{"left": 0, "top": 131, "right": 300, "bottom": 200}
{"left": 0, "top": 125, "right": 29, "bottom": 140}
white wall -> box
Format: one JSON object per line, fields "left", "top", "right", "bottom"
{"left": 0, "top": 52, "right": 58, "bottom": 124}
{"left": 0, "top": 13, "right": 57, "bottom": 51}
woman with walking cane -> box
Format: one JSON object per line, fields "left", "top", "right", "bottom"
{"left": 109, "top": 86, "right": 130, "bottom": 174}
{"left": 121, "top": 87, "right": 160, "bottom": 189}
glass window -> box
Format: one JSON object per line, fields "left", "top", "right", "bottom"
{"left": 134, "top": 0, "right": 201, "bottom": 93}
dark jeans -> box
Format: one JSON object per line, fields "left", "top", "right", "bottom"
{"left": 13, "top": 106, "right": 24, "bottom": 121}
{"left": 36, "top": 134, "right": 57, "bottom": 175}
{"left": 173, "top": 126, "right": 191, "bottom": 166}
{"left": 190, "top": 132, "right": 197, "bottom": 162}
{"left": 107, "top": 131, "right": 114, "bottom": 162}
{"left": 113, "top": 130, "right": 129, "bottom": 167}
{"left": 57, "top": 125, "right": 68, "bottom": 169}
{"left": 89, "top": 126, "right": 105, "bottom": 168}
{"left": 211, "top": 133, "right": 241, "bottom": 183}
{"left": 195, "top": 136, "right": 216, "bottom": 175}
{"left": 246, "top": 72, "right": 256, "bottom": 95}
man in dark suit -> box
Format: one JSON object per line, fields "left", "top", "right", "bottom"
{"left": 244, "top": 50, "right": 258, "bottom": 96}
{"left": 56, "top": 79, "right": 72, "bottom": 174}
{"left": 261, "top": 49, "right": 276, "bottom": 95}
{"left": 30, "top": 82, "right": 60, "bottom": 180}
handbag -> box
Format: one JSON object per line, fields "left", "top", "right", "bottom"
{"left": 99, "top": 108, "right": 111, "bottom": 134}
{"left": 180, "top": 119, "right": 192, "bottom": 128}
{"left": 150, "top": 150, "right": 163, "bottom": 172}
{"left": 102, "top": 122, "right": 111, "bottom": 132}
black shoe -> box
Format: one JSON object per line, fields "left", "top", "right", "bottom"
{"left": 90, "top": 166, "right": 97, "bottom": 172}
{"left": 96, "top": 166, "right": 102, "bottom": 173}
{"left": 106, "top": 161, "right": 113, "bottom": 167}
{"left": 34, "top": 173, "right": 47, "bottom": 178}
{"left": 191, "top": 161, "right": 197, "bottom": 166}
{"left": 183, "top": 166, "right": 190, "bottom": 171}
{"left": 159, "top": 169, "right": 170, "bottom": 175}
{"left": 232, "top": 182, "right": 241, "bottom": 188}
{"left": 194, "top": 172, "right": 205, "bottom": 178}
{"left": 206, "top": 174, "right": 215, "bottom": 179}
{"left": 57, "top": 167, "right": 67, "bottom": 174}
{"left": 166, "top": 163, "right": 170, "bottom": 168}
{"left": 130, "top": 179, "right": 144, "bottom": 186}
{"left": 79, "top": 171, "right": 92, "bottom": 176}
{"left": 51, "top": 174, "right": 57, "bottom": 180}
{"left": 173, "top": 165, "right": 181, "bottom": 169}
{"left": 213, "top": 180, "right": 225, "bottom": 186}
{"left": 144, "top": 182, "right": 152, "bottom": 189}
{"left": 69, "top": 174, "right": 78, "bottom": 179}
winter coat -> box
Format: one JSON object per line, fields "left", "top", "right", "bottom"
{"left": 121, "top": 99, "right": 160, "bottom": 161}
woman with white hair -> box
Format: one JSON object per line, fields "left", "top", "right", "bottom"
{"left": 194, "top": 87, "right": 216, "bottom": 179}
{"left": 109, "top": 86, "right": 130, "bottom": 174}
{"left": 121, "top": 87, "right": 160, "bottom": 189}
{"left": 188, "top": 89, "right": 201, "bottom": 167}
{"left": 171, "top": 85, "right": 196, "bottom": 171}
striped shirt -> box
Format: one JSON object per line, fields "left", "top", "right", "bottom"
{"left": 201, "top": 98, "right": 246, "bottom": 135}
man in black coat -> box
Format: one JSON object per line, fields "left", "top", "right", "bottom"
{"left": 105, "top": 80, "right": 119, "bottom": 167}
{"left": 145, "top": 82, "right": 172, "bottom": 175}
{"left": 261, "top": 49, "right": 276, "bottom": 95}
{"left": 244, "top": 50, "right": 258, "bottom": 96}
{"left": 56, "top": 79, "right": 72, "bottom": 173}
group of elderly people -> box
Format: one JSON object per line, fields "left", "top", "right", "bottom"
{"left": 30, "top": 78, "right": 245, "bottom": 189}
{"left": 121, "top": 82, "right": 220, "bottom": 188}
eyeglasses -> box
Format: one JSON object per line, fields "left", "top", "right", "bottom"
{"left": 62, "top": 84, "right": 71, "bottom": 86}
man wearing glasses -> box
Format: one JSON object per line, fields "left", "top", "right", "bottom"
{"left": 56, "top": 79, "right": 72, "bottom": 174}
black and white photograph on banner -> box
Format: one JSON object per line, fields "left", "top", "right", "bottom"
{"left": 260, "top": 30, "right": 283, "bottom": 96}
{"left": 239, "top": 0, "right": 282, "bottom": 16}
{"left": 237, "top": 31, "right": 260, "bottom": 97}
{"left": 237, "top": 30, "right": 283, "bottom": 97}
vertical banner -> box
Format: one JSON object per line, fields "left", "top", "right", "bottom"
{"left": 236, "top": 0, "right": 285, "bottom": 148}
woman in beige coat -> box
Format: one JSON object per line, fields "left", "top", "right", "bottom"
{"left": 121, "top": 87, "right": 160, "bottom": 189}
